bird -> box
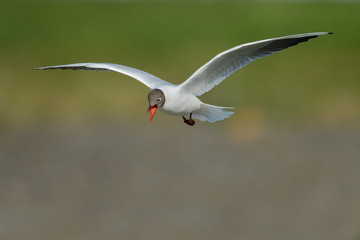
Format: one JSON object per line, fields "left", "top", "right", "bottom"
{"left": 34, "top": 32, "right": 333, "bottom": 126}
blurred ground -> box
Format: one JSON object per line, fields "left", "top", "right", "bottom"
{"left": 1, "top": 1, "right": 360, "bottom": 240}
{"left": 1, "top": 124, "right": 360, "bottom": 240}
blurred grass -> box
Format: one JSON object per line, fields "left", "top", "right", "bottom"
{"left": 0, "top": 1, "right": 359, "bottom": 129}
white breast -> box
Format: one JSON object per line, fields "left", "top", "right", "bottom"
{"left": 159, "top": 85, "right": 201, "bottom": 116}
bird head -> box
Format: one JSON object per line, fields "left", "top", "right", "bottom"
{"left": 147, "top": 89, "right": 165, "bottom": 122}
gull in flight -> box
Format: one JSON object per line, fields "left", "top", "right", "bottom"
{"left": 34, "top": 32, "right": 332, "bottom": 126}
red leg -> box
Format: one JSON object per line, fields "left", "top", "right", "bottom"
{"left": 182, "top": 113, "right": 195, "bottom": 126}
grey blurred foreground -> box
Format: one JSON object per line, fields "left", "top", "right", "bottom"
{"left": 1, "top": 125, "right": 359, "bottom": 240}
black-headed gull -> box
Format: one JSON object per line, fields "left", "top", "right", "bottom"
{"left": 34, "top": 32, "right": 332, "bottom": 126}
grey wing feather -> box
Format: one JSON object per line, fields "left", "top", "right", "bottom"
{"left": 34, "top": 62, "right": 171, "bottom": 89}
{"left": 179, "top": 32, "right": 333, "bottom": 96}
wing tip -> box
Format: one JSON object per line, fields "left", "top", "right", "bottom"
{"left": 310, "top": 32, "right": 334, "bottom": 40}
{"left": 315, "top": 32, "right": 334, "bottom": 36}
{"left": 33, "top": 67, "right": 45, "bottom": 70}
{"left": 317, "top": 32, "right": 334, "bottom": 36}
{"left": 33, "top": 66, "right": 60, "bottom": 70}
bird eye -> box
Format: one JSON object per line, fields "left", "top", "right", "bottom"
{"left": 157, "top": 98, "right": 161, "bottom": 102}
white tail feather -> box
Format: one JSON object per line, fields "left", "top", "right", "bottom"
{"left": 192, "top": 103, "right": 234, "bottom": 122}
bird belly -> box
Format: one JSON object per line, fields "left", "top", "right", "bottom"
{"left": 159, "top": 87, "right": 201, "bottom": 116}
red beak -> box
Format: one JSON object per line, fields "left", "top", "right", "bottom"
{"left": 147, "top": 104, "right": 158, "bottom": 122}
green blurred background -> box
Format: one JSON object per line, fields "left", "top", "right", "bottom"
{"left": 1, "top": 1, "right": 359, "bottom": 240}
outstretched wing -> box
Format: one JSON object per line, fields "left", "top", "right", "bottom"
{"left": 179, "top": 32, "right": 333, "bottom": 96}
{"left": 34, "top": 62, "right": 171, "bottom": 89}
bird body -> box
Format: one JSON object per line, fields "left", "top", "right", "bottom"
{"left": 34, "top": 32, "right": 333, "bottom": 125}
{"left": 159, "top": 85, "right": 202, "bottom": 116}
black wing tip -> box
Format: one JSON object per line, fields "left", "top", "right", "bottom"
{"left": 32, "top": 67, "right": 69, "bottom": 71}
{"left": 310, "top": 32, "right": 334, "bottom": 39}
{"left": 33, "top": 67, "right": 54, "bottom": 70}
{"left": 301, "top": 32, "right": 333, "bottom": 41}
{"left": 314, "top": 32, "right": 334, "bottom": 39}
{"left": 318, "top": 32, "right": 334, "bottom": 36}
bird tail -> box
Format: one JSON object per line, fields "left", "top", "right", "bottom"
{"left": 192, "top": 103, "right": 234, "bottom": 122}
